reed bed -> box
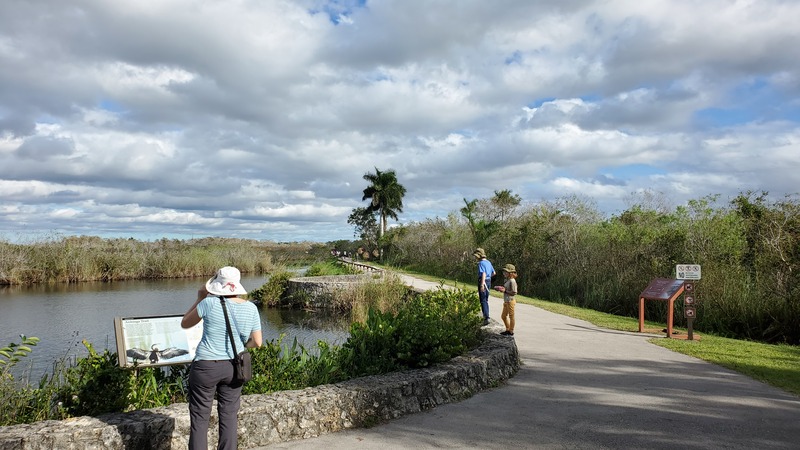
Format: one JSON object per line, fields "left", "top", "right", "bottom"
{"left": 0, "top": 235, "right": 328, "bottom": 285}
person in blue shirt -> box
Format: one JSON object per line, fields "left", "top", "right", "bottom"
{"left": 473, "top": 248, "right": 496, "bottom": 325}
{"left": 182, "top": 266, "right": 263, "bottom": 450}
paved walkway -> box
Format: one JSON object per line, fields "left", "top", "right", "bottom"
{"left": 257, "top": 275, "right": 800, "bottom": 449}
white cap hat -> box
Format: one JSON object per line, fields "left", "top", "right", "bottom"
{"left": 205, "top": 266, "right": 247, "bottom": 296}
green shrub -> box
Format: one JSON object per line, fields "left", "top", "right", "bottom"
{"left": 337, "top": 288, "right": 482, "bottom": 377}
{"left": 55, "top": 340, "right": 137, "bottom": 416}
{"left": 338, "top": 308, "right": 401, "bottom": 377}
{"left": 244, "top": 337, "right": 344, "bottom": 394}
{"left": 249, "top": 270, "right": 293, "bottom": 306}
{"left": 394, "top": 288, "right": 482, "bottom": 368}
{"left": 0, "top": 335, "right": 50, "bottom": 426}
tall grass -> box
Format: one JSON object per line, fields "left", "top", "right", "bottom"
{"left": 0, "top": 236, "right": 328, "bottom": 285}
{"left": 336, "top": 273, "right": 411, "bottom": 322}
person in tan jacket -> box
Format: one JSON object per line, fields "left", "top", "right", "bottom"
{"left": 494, "top": 263, "right": 518, "bottom": 336}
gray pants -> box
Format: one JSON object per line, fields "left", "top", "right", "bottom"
{"left": 188, "top": 359, "right": 243, "bottom": 450}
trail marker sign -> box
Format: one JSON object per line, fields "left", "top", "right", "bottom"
{"left": 676, "top": 264, "right": 701, "bottom": 280}
{"left": 682, "top": 280, "right": 700, "bottom": 341}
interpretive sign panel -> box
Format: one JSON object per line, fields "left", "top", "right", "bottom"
{"left": 114, "top": 315, "right": 203, "bottom": 368}
{"left": 638, "top": 278, "right": 685, "bottom": 337}
{"left": 640, "top": 278, "right": 685, "bottom": 300}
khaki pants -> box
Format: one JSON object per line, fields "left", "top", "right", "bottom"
{"left": 501, "top": 299, "right": 516, "bottom": 332}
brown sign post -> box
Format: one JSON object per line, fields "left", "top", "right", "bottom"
{"left": 638, "top": 278, "right": 685, "bottom": 337}
{"left": 676, "top": 264, "right": 701, "bottom": 341}
{"left": 683, "top": 282, "right": 696, "bottom": 340}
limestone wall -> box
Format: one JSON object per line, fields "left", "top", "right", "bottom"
{"left": 285, "top": 273, "right": 382, "bottom": 308}
{"left": 0, "top": 331, "right": 519, "bottom": 450}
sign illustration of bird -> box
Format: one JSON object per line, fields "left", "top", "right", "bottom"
{"left": 126, "top": 344, "right": 189, "bottom": 364}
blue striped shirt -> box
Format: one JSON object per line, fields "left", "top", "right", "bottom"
{"left": 194, "top": 296, "right": 261, "bottom": 361}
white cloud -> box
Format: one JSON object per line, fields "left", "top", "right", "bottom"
{"left": 1, "top": 0, "right": 799, "bottom": 242}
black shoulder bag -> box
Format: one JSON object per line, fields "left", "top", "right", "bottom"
{"left": 219, "top": 296, "right": 252, "bottom": 384}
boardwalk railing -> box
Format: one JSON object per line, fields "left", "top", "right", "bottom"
{"left": 338, "top": 258, "right": 384, "bottom": 274}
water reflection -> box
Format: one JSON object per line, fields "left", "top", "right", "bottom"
{"left": 0, "top": 275, "right": 350, "bottom": 382}
{"left": 260, "top": 307, "right": 351, "bottom": 347}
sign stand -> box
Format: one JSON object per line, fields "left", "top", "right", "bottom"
{"left": 638, "top": 278, "right": 686, "bottom": 337}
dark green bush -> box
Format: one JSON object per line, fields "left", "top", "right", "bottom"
{"left": 54, "top": 340, "right": 135, "bottom": 416}
{"left": 249, "top": 270, "right": 293, "bottom": 306}
{"left": 244, "top": 337, "right": 343, "bottom": 394}
{"left": 338, "top": 308, "right": 401, "bottom": 377}
{"left": 394, "top": 288, "right": 482, "bottom": 368}
{"left": 338, "top": 288, "right": 481, "bottom": 377}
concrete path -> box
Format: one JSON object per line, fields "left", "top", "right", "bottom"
{"left": 257, "top": 275, "right": 800, "bottom": 449}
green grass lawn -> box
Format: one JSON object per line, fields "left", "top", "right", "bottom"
{"left": 383, "top": 266, "right": 800, "bottom": 397}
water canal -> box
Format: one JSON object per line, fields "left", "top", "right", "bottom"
{"left": 0, "top": 274, "right": 350, "bottom": 381}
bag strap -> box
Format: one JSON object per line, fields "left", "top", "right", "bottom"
{"left": 219, "top": 296, "right": 240, "bottom": 356}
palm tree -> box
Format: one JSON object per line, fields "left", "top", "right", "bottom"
{"left": 460, "top": 197, "right": 498, "bottom": 247}
{"left": 361, "top": 167, "right": 406, "bottom": 240}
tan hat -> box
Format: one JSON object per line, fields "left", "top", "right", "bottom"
{"left": 473, "top": 247, "right": 486, "bottom": 258}
{"left": 501, "top": 263, "right": 516, "bottom": 273}
{"left": 205, "top": 266, "right": 247, "bottom": 296}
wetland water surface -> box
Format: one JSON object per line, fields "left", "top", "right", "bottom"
{"left": 0, "top": 275, "right": 350, "bottom": 381}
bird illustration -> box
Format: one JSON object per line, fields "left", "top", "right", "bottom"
{"left": 126, "top": 344, "right": 189, "bottom": 364}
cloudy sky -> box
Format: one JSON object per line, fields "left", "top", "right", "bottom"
{"left": 2, "top": 0, "right": 799, "bottom": 243}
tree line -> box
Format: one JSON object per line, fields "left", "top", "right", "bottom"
{"left": 343, "top": 172, "right": 799, "bottom": 345}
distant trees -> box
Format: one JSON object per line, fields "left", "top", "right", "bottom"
{"left": 460, "top": 189, "right": 521, "bottom": 247}
{"left": 347, "top": 207, "right": 379, "bottom": 250}
{"left": 385, "top": 190, "right": 800, "bottom": 345}
{"left": 460, "top": 198, "right": 497, "bottom": 248}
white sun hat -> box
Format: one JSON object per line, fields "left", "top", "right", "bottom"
{"left": 205, "top": 266, "right": 247, "bottom": 296}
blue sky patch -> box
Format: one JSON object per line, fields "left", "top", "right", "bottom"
{"left": 694, "top": 107, "right": 757, "bottom": 127}
{"left": 527, "top": 97, "right": 556, "bottom": 108}
{"left": 505, "top": 50, "right": 523, "bottom": 65}
{"left": 99, "top": 99, "right": 125, "bottom": 113}
{"left": 311, "top": 0, "right": 367, "bottom": 25}
{"left": 600, "top": 164, "right": 666, "bottom": 179}
{"left": 694, "top": 76, "right": 800, "bottom": 127}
